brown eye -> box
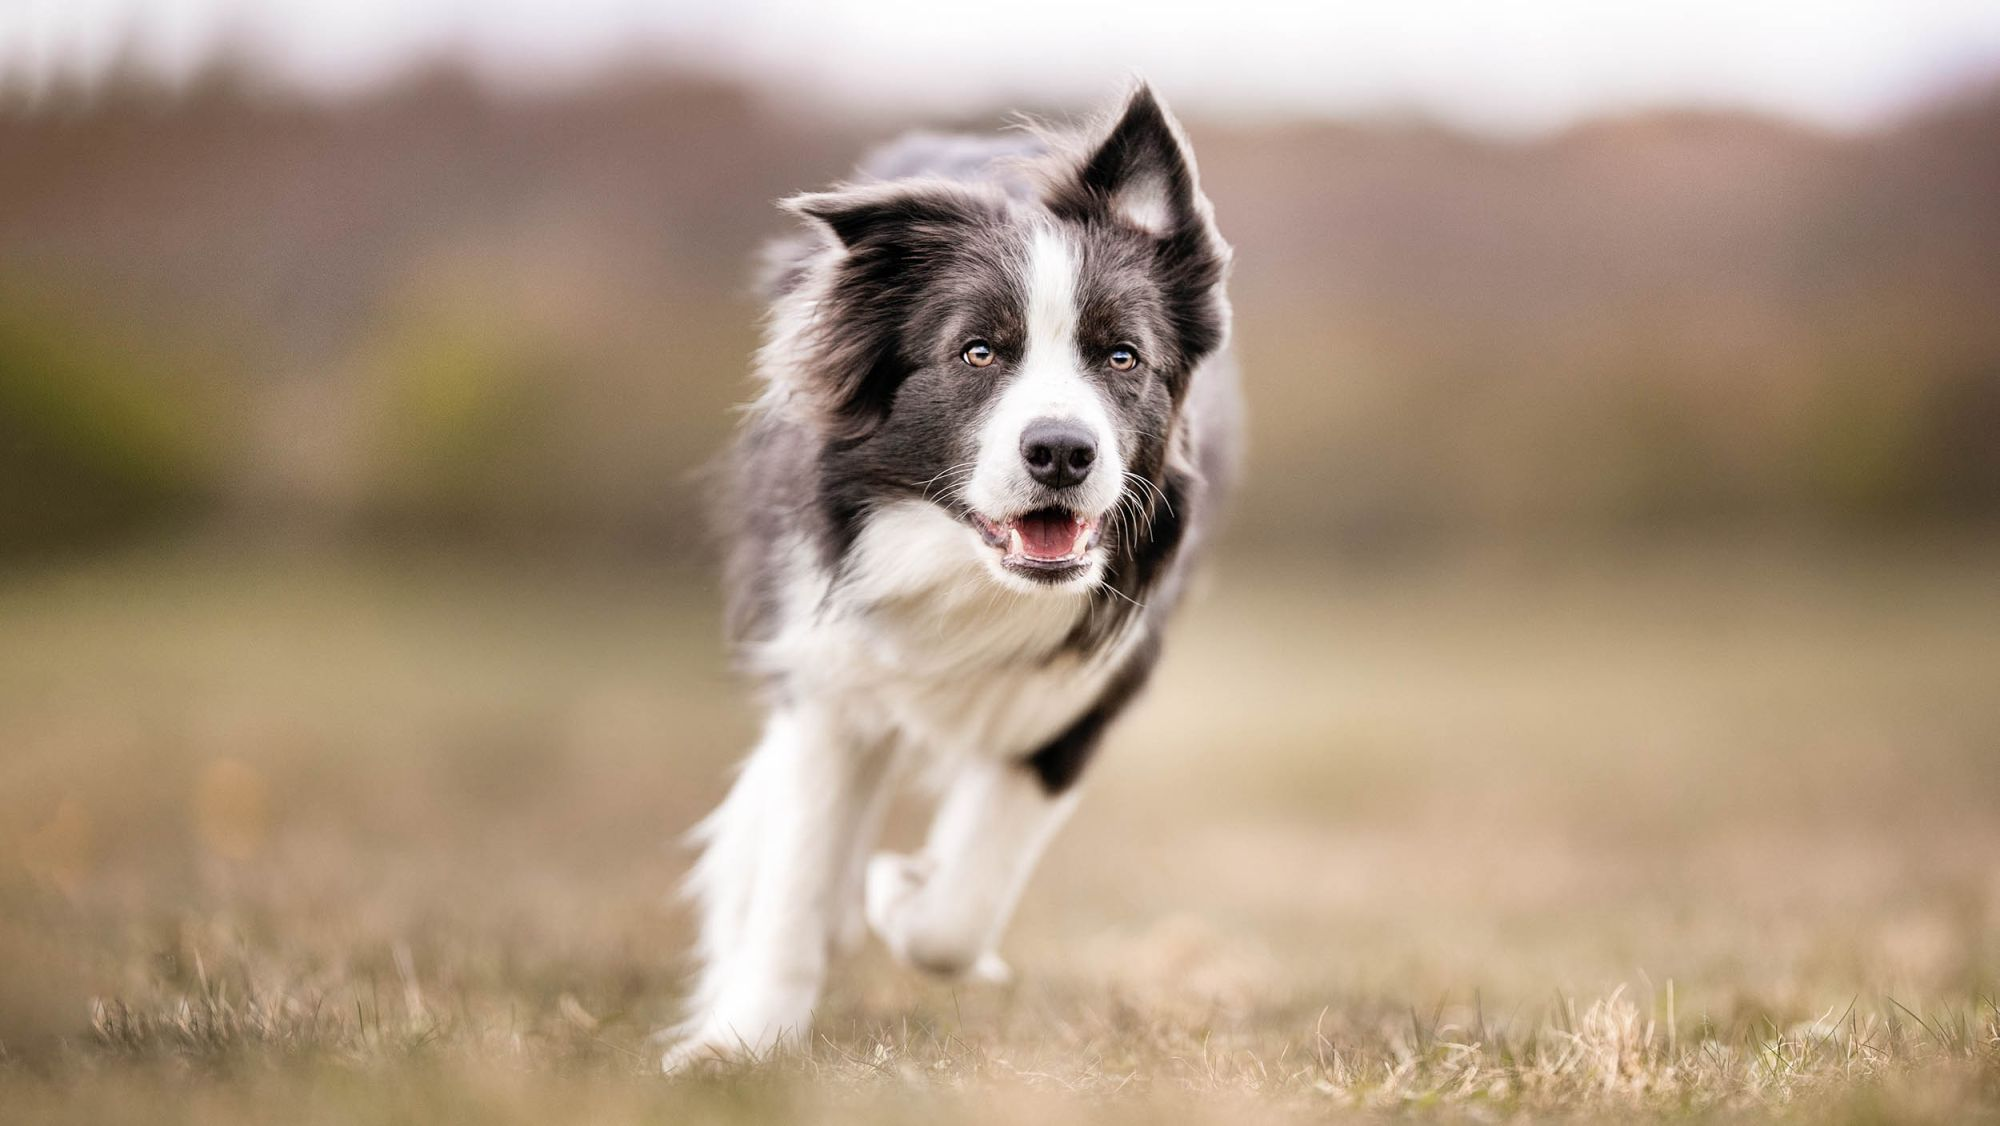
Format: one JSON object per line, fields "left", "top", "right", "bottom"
{"left": 962, "top": 340, "right": 995, "bottom": 368}
{"left": 1108, "top": 345, "right": 1139, "bottom": 371}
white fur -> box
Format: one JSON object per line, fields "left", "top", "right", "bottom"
{"left": 1112, "top": 175, "right": 1175, "bottom": 236}
{"left": 964, "top": 225, "right": 1127, "bottom": 546}
{"left": 668, "top": 705, "right": 894, "bottom": 1068}
{"left": 666, "top": 502, "right": 1140, "bottom": 1070}
{"left": 866, "top": 755, "right": 1079, "bottom": 978}
{"left": 760, "top": 503, "right": 1138, "bottom": 758}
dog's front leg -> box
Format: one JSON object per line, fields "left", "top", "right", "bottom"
{"left": 865, "top": 754, "right": 1079, "bottom": 980}
{"left": 667, "top": 704, "right": 882, "bottom": 1071}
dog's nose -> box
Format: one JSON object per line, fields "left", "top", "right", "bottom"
{"left": 1020, "top": 418, "right": 1097, "bottom": 490}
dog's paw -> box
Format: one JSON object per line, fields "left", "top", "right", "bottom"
{"left": 661, "top": 1017, "right": 798, "bottom": 1075}
{"left": 659, "top": 985, "right": 816, "bottom": 1075}
{"left": 865, "top": 851, "right": 1013, "bottom": 981}
{"left": 660, "top": 1025, "right": 756, "bottom": 1075}
{"left": 969, "top": 950, "right": 1014, "bottom": 985}
{"left": 864, "top": 851, "right": 930, "bottom": 941}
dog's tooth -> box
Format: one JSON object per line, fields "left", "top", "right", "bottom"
{"left": 1008, "top": 527, "right": 1025, "bottom": 555}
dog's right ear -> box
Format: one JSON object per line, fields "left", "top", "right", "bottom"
{"left": 782, "top": 180, "right": 992, "bottom": 251}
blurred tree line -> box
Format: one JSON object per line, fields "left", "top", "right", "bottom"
{"left": 1, "top": 64, "right": 1995, "bottom": 559}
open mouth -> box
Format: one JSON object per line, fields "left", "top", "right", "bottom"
{"left": 969, "top": 506, "right": 1101, "bottom": 578}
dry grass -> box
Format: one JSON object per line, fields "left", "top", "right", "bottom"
{"left": 2, "top": 539, "right": 1998, "bottom": 1123}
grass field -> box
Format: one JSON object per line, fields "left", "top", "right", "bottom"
{"left": 2, "top": 539, "right": 1998, "bottom": 1123}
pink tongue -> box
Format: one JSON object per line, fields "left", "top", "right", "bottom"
{"left": 1017, "top": 512, "right": 1080, "bottom": 559}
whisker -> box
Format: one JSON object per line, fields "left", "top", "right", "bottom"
{"left": 1099, "top": 582, "right": 1146, "bottom": 611}
{"left": 1118, "top": 493, "right": 1148, "bottom": 544}
{"left": 1122, "top": 469, "right": 1165, "bottom": 505}
{"left": 919, "top": 462, "right": 979, "bottom": 504}
{"left": 1123, "top": 471, "right": 1175, "bottom": 520}
{"left": 1115, "top": 483, "right": 1156, "bottom": 542}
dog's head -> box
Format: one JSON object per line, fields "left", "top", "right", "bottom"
{"left": 778, "top": 84, "right": 1229, "bottom": 595}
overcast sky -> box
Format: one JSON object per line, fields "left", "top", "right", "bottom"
{"left": 6, "top": 0, "right": 2000, "bottom": 132}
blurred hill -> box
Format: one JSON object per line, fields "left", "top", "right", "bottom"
{"left": 2, "top": 66, "right": 1996, "bottom": 557}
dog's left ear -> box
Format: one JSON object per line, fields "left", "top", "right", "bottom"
{"left": 1047, "top": 84, "right": 1230, "bottom": 373}
{"left": 1047, "top": 84, "right": 1223, "bottom": 248}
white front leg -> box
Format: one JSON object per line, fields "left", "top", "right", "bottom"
{"left": 867, "top": 755, "right": 1078, "bottom": 979}
{"left": 667, "top": 706, "right": 886, "bottom": 1070}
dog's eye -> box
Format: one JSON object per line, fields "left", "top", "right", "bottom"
{"left": 1108, "top": 346, "right": 1140, "bottom": 372}
{"left": 962, "top": 340, "right": 996, "bottom": 368}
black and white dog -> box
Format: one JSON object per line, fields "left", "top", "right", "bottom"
{"left": 666, "top": 84, "right": 1238, "bottom": 1070}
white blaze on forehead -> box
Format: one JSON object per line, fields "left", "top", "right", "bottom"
{"left": 1005, "top": 225, "right": 1100, "bottom": 424}
{"left": 1023, "top": 224, "right": 1079, "bottom": 366}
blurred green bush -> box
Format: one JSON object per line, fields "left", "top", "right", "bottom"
{"left": 0, "top": 297, "right": 220, "bottom": 554}
{"left": 360, "top": 300, "right": 567, "bottom": 536}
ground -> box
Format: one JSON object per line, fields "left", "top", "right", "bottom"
{"left": 1, "top": 539, "right": 1997, "bottom": 1123}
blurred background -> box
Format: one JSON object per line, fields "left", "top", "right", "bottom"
{"left": 2, "top": 2, "right": 1999, "bottom": 1114}
{"left": 5, "top": 0, "right": 2000, "bottom": 555}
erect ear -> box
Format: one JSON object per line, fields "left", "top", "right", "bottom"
{"left": 1049, "top": 83, "right": 1217, "bottom": 240}
{"left": 781, "top": 179, "right": 993, "bottom": 250}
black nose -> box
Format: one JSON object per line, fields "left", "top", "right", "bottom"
{"left": 1020, "top": 418, "right": 1098, "bottom": 489}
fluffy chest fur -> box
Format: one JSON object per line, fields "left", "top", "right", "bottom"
{"left": 749, "top": 500, "right": 1144, "bottom": 760}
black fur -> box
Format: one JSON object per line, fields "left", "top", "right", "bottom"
{"left": 1023, "top": 630, "right": 1163, "bottom": 794}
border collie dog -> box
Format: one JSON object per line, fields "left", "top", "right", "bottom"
{"left": 666, "top": 84, "right": 1239, "bottom": 1070}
